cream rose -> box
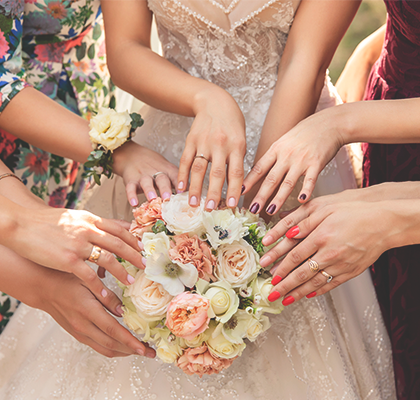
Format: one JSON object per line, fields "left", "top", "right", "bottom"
{"left": 251, "top": 277, "right": 284, "bottom": 314}
{"left": 126, "top": 270, "right": 173, "bottom": 322}
{"left": 122, "top": 307, "right": 155, "bottom": 341}
{"left": 204, "top": 281, "right": 239, "bottom": 323}
{"left": 161, "top": 192, "right": 205, "bottom": 236}
{"left": 215, "top": 239, "right": 260, "bottom": 287}
{"left": 207, "top": 326, "right": 246, "bottom": 359}
{"left": 142, "top": 232, "right": 171, "bottom": 256}
{"left": 89, "top": 107, "right": 132, "bottom": 152}
{"left": 156, "top": 337, "right": 184, "bottom": 364}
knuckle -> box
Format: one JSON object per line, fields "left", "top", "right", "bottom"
{"left": 265, "top": 174, "right": 278, "bottom": 187}
{"left": 229, "top": 167, "right": 244, "bottom": 179}
{"left": 214, "top": 132, "right": 228, "bottom": 146}
{"left": 288, "top": 250, "right": 302, "bottom": 265}
{"left": 65, "top": 251, "right": 79, "bottom": 269}
{"left": 251, "top": 163, "right": 263, "bottom": 176}
{"left": 281, "top": 216, "right": 296, "bottom": 230}
{"left": 70, "top": 319, "right": 84, "bottom": 334}
{"left": 191, "top": 162, "right": 207, "bottom": 174}
{"left": 281, "top": 178, "right": 295, "bottom": 189}
{"left": 210, "top": 166, "right": 226, "bottom": 179}
{"left": 112, "top": 236, "right": 124, "bottom": 251}
{"left": 304, "top": 176, "right": 317, "bottom": 187}
{"left": 84, "top": 269, "right": 98, "bottom": 285}
{"left": 322, "top": 249, "right": 340, "bottom": 263}
{"left": 311, "top": 276, "right": 325, "bottom": 288}
{"left": 296, "top": 268, "right": 308, "bottom": 282}
{"left": 104, "top": 339, "right": 117, "bottom": 351}
{"left": 330, "top": 277, "right": 342, "bottom": 288}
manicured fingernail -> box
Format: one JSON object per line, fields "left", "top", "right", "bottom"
{"left": 260, "top": 254, "right": 272, "bottom": 267}
{"left": 127, "top": 274, "right": 135, "bottom": 284}
{"left": 190, "top": 196, "right": 198, "bottom": 206}
{"left": 262, "top": 234, "right": 273, "bottom": 246}
{"left": 116, "top": 304, "right": 123, "bottom": 317}
{"left": 250, "top": 202, "right": 260, "bottom": 214}
{"left": 145, "top": 349, "right": 155, "bottom": 359}
{"left": 130, "top": 198, "right": 138, "bottom": 207}
{"left": 178, "top": 181, "right": 184, "bottom": 190}
{"left": 286, "top": 226, "right": 299, "bottom": 239}
{"left": 142, "top": 257, "right": 147, "bottom": 267}
{"left": 268, "top": 291, "right": 281, "bottom": 302}
{"left": 228, "top": 197, "right": 236, "bottom": 207}
{"left": 101, "top": 289, "right": 108, "bottom": 298}
{"left": 206, "top": 199, "right": 215, "bottom": 210}
{"left": 266, "top": 204, "right": 276, "bottom": 214}
{"left": 148, "top": 191, "right": 157, "bottom": 200}
{"left": 282, "top": 296, "right": 295, "bottom": 306}
{"left": 162, "top": 192, "right": 171, "bottom": 200}
{"left": 299, "top": 193, "right": 307, "bottom": 201}
{"left": 306, "top": 292, "right": 317, "bottom": 299}
{"left": 138, "top": 240, "right": 144, "bottom": 250}
{"left": 241, "top": 185, "right": 245, "bottom": 195}
{"left": 136, "top": 348, "right": 145, "bottom": 356}
{"left": 271, "top": 275, "right": 282, "bottom": 285}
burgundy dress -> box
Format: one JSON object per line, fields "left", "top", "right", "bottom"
{"left": 363, "top": 1, "right": 420, "bottom": 399}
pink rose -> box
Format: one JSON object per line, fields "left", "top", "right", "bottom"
{"left": 166, "top": 292, "right": 210, "bottom": 340}
{"left": 169, "top": 234, "right": 216, "bottom": 281}
{"left": 130, "top": 198, "right": 163, "bottom": 238}
{"left": 177, "top": 345, "right": 234, "bottom": 377}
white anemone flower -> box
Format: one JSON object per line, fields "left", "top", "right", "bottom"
{"left": 145, "top": 250, "right": 198, "bottom": 296}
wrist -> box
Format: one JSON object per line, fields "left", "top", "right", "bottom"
{"left": 192, "top": 84, "right": 233, "bottom": 115}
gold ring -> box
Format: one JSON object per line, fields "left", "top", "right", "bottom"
{"left": 308, "top": 258, "right": 319, "bottom": 273}
{"left": 194, "top": 154, "right": 210, "bottom": 163}
{"left": 87, "top": 245, "right": 102, "bottom": 263}
{"left": 319, "top": 270, "right": 333, "bottom": 283}
{"left": 152, "top": 171, "right": 166, "bottom": 180}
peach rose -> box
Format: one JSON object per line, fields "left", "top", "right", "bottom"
{"left": 169, "top": 234, "right": 216, "bottom": 281}
{"left": 166, "top": 292, "right": 210, "bottom": 340}
{"left": 130, "top": 198, "right": 163, "bottom": 238}
{"left": 177, "top": 345, "right": 234, "bottom": 377}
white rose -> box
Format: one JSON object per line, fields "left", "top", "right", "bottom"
{"left": 142, "top": 232, "right": 171, "bottom": 256}
{"left": 203, "top": 209, "right": 248, "bottom": 248}
{"left": 184, "top": 330, "right": 210, "bottom": 348}
{"left": 126, "top": 270, "right": 173, "bottom": 321}
{"left": 235, "top": 208, "right": 259, "bottom": 225}
{"left": 122, "top": 308, "right": 155, "bottom": 341}
{"left": 89, "top": 107, "right": 132, "bottom": 152}
{"left": 215, "top": 239, "right": 260, "bottom": 287}
{"left": 251, "top": 277, "right": 284, "bottom": 314}
{"left": 156, "top": 338, "right": 184, "bottom": 364}
{"left": 207, "top": 325, "right": 246, "bottom": 359}
{"left": 204, "top": 281, "right": 239, "bottom": 323}
{"left": 161, "top": 192, "right": 205, "bottom": 236}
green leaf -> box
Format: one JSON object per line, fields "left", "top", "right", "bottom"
{"left": 109, "top": 96, "right": 116, "bottom": 110}
{"left": 76, "top": 42, "right": 87, "bottom": 61}
{"left": 130, "top": 112, "right": 144, "bottom": 129}
{"left": 93, "top": 172, "right": 101, "bottom": 186}
{"left": 72, "top": 79, "right": 86, "bottom": 93}
{"left": 152, "top": 220, "right": 168, "bottom": 234}
{"left": 0, "top": 14, "right": 13, "bottom": 33}
{"left": 92, "top": 23, "right": 102, "bottom": 41}
{"left": 87, "top": 44, "right": 95, "bottom": 60}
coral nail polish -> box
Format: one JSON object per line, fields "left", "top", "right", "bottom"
{"left": 282, "top": 296, "right": 295, "bottom": 306}
{"left": 271, "top": 275, "right": 282, "bottom": 286}
{"left": 268, "top": 291, "right": 281, "bottom": 302}
{"left": 266, "top": 204, "right": 276, "bottom": 214}
{"left": 306, "top": 292, "right": 317, "bottom": 299}
{"left": 285, "top": 226, "right": 299, "bottom": 239}
{"left": 250, "top": 202, "right": 260, "bottom": 214}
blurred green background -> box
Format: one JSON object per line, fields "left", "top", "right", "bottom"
{"left": 329, "top": 0, "right": 387, "bottom": 83}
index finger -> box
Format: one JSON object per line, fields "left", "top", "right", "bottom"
{"left": 242, "top": 151, "right": 277, "bottom": 194}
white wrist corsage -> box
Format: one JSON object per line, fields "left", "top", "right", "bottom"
{"left": 85, "top": 107, "right": 143, "bottom": 184}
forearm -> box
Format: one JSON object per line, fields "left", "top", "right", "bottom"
{"left": 0, "top": 87, "right": 92, "bottom": 162}
{"left": 335, "top": 98, "right": 420, "bottom": 144}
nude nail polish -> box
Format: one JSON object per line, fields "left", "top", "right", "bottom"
{"left": 286, "top": 226, "right": 299, "bottom": 239}
{"left": 271, "top": 275, "right": 282, "bottom": 285}
{"left": 116, "top": 305, "right": 123, "bottom": 317}
{"left": 127, "top": 274, "right": 135, "bottom": 284}
{"left": 228, "top": 197, "right": 236, "bottom": 207}
{"left": 148, "top": 191, "right": 157, "bottom": 200}
{"left": 178, "top": 181, "right": 184, "bottom": 191}
{"left": 282, "top": 296, "right": 295, "bottom": 306}
{"left": 207, "top": 200, "right": 215, "bottom": 210}
{"left": 101, "top": 289, "right": 108, "bottom": 298}
{"left": 268, "top": 291, "right": 281, "bottom": 302}
{"left": 190, "top": 196, "right": 198, "bottom": 206}
{"left": 260, "top": 254, "right": 272, "bottom": 267}
{"left": 130, "top": 198, "right": 138, "bottom": 207}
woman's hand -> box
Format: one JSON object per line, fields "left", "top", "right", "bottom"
{"left": 0, "top": 246, "right": 154, "bottom": 358}
{"left": 177, "top": 89, "right": 246, "bottom": 211}
{"left": 242, "top": 108, "right": 344, "bottom": 215}
{"left": 113, "top": 141, "right": 179, "bottom": 206}
{"left": 2, "top": 200, "right": 145, "bottom": 302}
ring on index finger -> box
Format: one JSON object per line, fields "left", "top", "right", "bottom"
{"left": 308, "top": 258, "right": 320, "bottom": 273}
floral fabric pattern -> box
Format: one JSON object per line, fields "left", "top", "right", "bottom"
{"left": 0, "top": 0, "right": 115, "bottom": 332}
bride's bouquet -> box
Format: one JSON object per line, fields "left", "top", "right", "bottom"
{"left": 118, "top": 192, "right": 284, "bottom": 377}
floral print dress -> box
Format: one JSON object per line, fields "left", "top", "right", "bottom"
{"left": 0, "top": 0, "right": 115, "bottom": 333}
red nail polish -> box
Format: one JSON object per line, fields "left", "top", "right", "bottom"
{"left": 282, "top": 296, "right": 295, "bottom": 306}
{"left": 271, "top": 275, "right": 282, "bottom": 285}
{"left": 306, "top": 292, "right": 317, "bottom": 299}
{"left": 268, "top": 291, "right": 281, "bottom": 302}
{"left": 285, "top": 226, "right": 299, "bottom": 239}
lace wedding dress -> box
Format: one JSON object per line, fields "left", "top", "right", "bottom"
{"left": 0, "top": 1, "right": 395, "bottom": 399}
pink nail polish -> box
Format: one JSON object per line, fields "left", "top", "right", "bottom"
{"left": 207, "top": 199, "right": 215, "bottom": 210}
{"left": 286, "top": 226, "right": 299, "bottom": 239}
{"left": 190, "top": 196, "right": 198, "bottom": 206}
{"left": 127, "top": 274, "right": 135, "bottom": 284}
{"left": 130, "top": 198, "right": 138, "bottom": 207}
{"left": 116, "top": 304, "right": 123, "bottom": 317}
{"left": 282, "top": 296, "right": 295, "bottom": 306}
{"left": 228, "top": 197, "right": 236, "bottom": 207}
{"left": 260, "top": 254, "right": 272, "bottom": 267}
{"left": 148, "top": 191, "right": 157, "bottom": 200}
{"left": 268, "top": 291, "right": 281, "bottom": 302}
{"left": 178, "top": 181, "right": 184, "bottom": 190}
{"left": 162, "top": 192, "right": 171, "bottom": 200}
{"left": 142, "top": 257, "right": 147, "bottom": 267}
{"left": 271, "top": 275, "right": 282, "bottom": 285}
{"left": 138, "top": 240, "right": 144, "bottom": 250}
{"left": 262, "top": 234, "right": 273, "bottom": 246}
{"left": 101, "top": 289, "right": 108, "bottom": 298}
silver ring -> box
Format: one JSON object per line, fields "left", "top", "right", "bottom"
{"left": 152, "top": 171, "right": 166, "bottom": 180}
{"left": 308, "top": 258, "right": 319, "bottom": 273}
{"left": 194, "top": 154, "right": 210, "bottom": 163}
{"left": 319, "top": 270, "right": 333, "bottom": 283}
{"left": 87, "top": 245, "right": 102, "bottom": 263}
